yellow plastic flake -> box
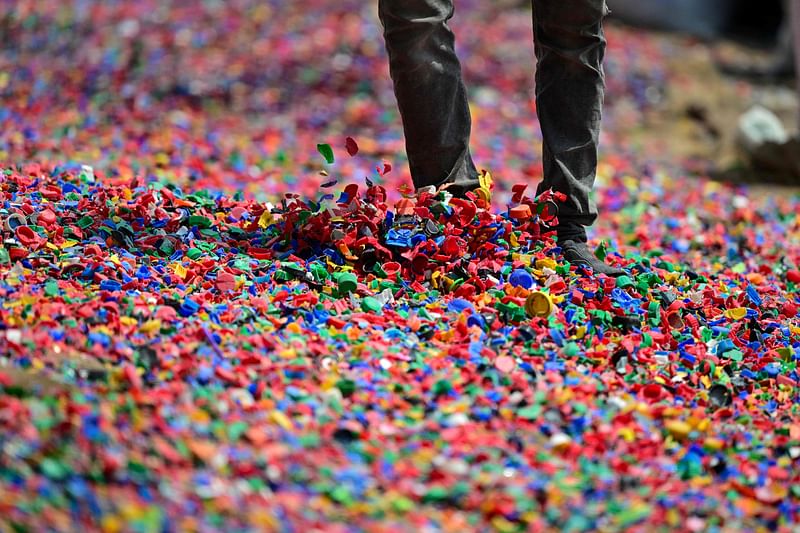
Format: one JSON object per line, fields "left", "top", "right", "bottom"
{"left": 664, "top": 272, "right": 680, "bottom": 285}
{"left": 724, "top": 307, "right": 747, "bottom": 320}
{"left": 511, "top": 253, "right": 533, "bottom": 265}
{"left": 407, "top": 407, "right": 425, "bottom": 420}
{"left": 258, "top": 210, "right": 273, "bottom": 229}
{"left": 535, "top": 258, "right": 557, "bottom": 270}
{"left": 329, "top": 262, "right": 353, "bottom": 273}
{"left": 278, "top": 348, "right": 296, "bottom": 359}
{"left": 665, "top": 420, "right": 691, "bottom": 440}
{"left": 656, "top": 407, "right": 677, "bottom": 418}
{"left": 491, "top": 516, "right": 516, "bottom": 533}
{"left": 622, "top": 175, "right": 638, "bottom": 190}
{"left": 93, "top": 326, "right": 113, "bottom": 337}
{"left": 139, "top": 320, "right": 162, "bottom": 334}
{"left": 270, "top": 410, "right": 293, "bottom": 431}
{"left": 101, "top": 514, "right": 123, "bottom": 533}
{"left": 478, "top": 169, "right": 493, "bottom": 190}
{"left": 320, "top": 376, "right": 338, "bottom": 391}
{"left": 617, "top": 427, "right": 635, "bottom": 442}
{"left": 694, "top": 418, "right": 710, "bottom": 432}
{"left": 172, "top": 263, "right": 187, "bottom": 279}
{"left": 473, "top": 186, "right": 491, "bottom": 203}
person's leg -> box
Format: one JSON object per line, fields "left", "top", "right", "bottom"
{"left": 532, "top": 0, "right": 623, "bottom": 275}
{"left": 532, "top": 0, "right": 607, "bottom": 242}
{"left": 792, "top": 0, "right": 800, "bottom": 128}
{"left": 378, "top": 0, "right": 479, "bottom": 194}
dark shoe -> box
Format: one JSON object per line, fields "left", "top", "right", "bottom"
{"left": 556, "top": 220, "right": 588, "bottom": 244}
{"left": 561, "top": 240, "right": 625, "bottom": 277}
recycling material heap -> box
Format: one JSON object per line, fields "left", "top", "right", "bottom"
{"left": 1, "top": 1, "right": 799, "bottom": 531}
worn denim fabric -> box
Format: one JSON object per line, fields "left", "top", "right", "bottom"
{"left": 378, "top": 0, "right": 608, "bottom": 229}
{"left": 793, "top": 0, "right": 800, "bottom": 127}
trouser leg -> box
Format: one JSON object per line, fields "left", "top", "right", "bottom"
{"left": 378, "top": 0, "right": 479, "bottom": 192}
{"left": 792, "top": 0, "right": 800, "bottom": 129}
{"left": 533, "top": 0, "right": 608, "bottom": 238}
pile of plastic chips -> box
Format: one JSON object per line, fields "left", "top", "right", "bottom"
{"left": 1, "top": 158, "right": 799, "bottom": 531}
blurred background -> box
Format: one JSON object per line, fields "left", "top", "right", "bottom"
{"left": 0, "top": 0, "right": 797, "bottom": 200}
{"left": 609, "top": 0, "right": 800, "bottom": 184}
{"left": 612, "top": 0, "right": 784, "bottom": 42}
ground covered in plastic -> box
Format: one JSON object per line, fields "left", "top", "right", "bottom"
{"left": 1, "top": 2, "right": 800, "bottom": 532}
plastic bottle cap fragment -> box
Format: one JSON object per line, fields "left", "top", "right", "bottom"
{"left": 337, "top": 272, "right": 358, "bottom": 294}
{"left": 666, "top": 311, "right": 684, "bottom": 330}
{"left": 509, "top": 205, "right": 531, "bottom": 220}
{"left": 361, "top": 296, "right": 382, "bottom": 313}
{"left": 4, "top": 213, "right": 27, "bottom": 231}
{"left": 508, "top": 269, "right": 534, "bottom": 290}
{"left": 15, "top": 225, "right": 40, "bottom": 246}
{"left": 616, "top": 275, "right": 633, "bottom": 289}
{"left": 724, "top": 307, "right": 747, "bottom": 320}
{"left": 525, "top": 291, "right": 553, "bottom": 318}
{"left": 474, "top": 187, "right": 491, "bottom": 203}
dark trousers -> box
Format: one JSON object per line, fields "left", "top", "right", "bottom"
{"left": 379, "top": 0, "right": 608, "bottom": 228}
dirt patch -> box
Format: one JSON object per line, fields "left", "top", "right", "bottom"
{"left": 624, "top": 25, "right": 800, "bottom": 192}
